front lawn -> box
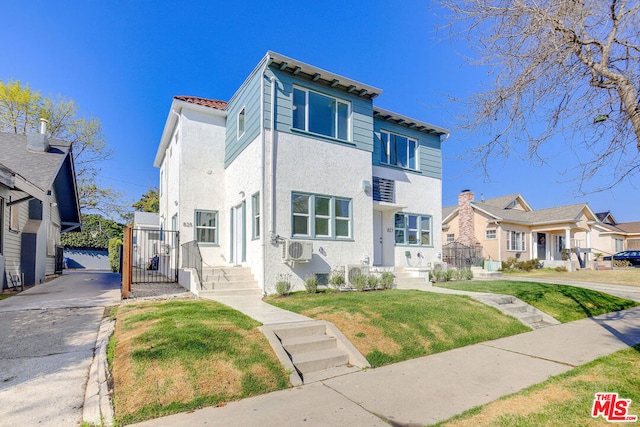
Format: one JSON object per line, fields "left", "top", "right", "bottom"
{"left": 265, "top": 290, "right": 530, "bottom": 367}
{"left": 111, "top": 300, "right": 289, "bottom": 425}
{"left": 432, "top": 344, "right": 640, "bottom": 426}
{"left": 504, "top": 268, "right": 640, "bottom": 287}
{"left": 438, "top": 280, "right": 637, "bottom": 323}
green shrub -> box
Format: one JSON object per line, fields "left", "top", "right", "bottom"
{"left": 463, "top": 268, "right": 474, "bottom": 280}
{"left": 351, "top": 274, "right": 368, "bottom": 291}
{"left": 554, "top": 266, "right": 568, "bottom": 272}
{"left": 366, "top": 274, "right": 380, "bottom": 290}
{"left": 304, "top": 275, "right": 318, "bottom": 294}
{"left": 275, "top": 274, "right": 292, "bottom": 297}
{"left": 108, "top": 238, "right": 122, "bottom": 273}
{"left": 614, "top": 259, "right": 631, "bottom": 268}
{"left": 328, "top": 270, "right": 345, "bottom": 292}
{"left": 380, "top": 272, "right": 395, "bottom": 289}
{"left": 444, "top": 269, "right": 454, "bottom": 282}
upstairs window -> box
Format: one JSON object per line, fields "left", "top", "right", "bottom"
{"left": 237, "top": 107, "right": 246, "bottom": 138}
{"left": 292, "top": 87, "right": 350, "bottom": 141}
{"left": 380, "top": 130, "right": 418, "bottom": 170}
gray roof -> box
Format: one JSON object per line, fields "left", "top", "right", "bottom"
{"left": 0, "top": 132, "right": 72, "bottom": 192}
{"left": 0, "top": 132, "right": 80, "bottom": 230}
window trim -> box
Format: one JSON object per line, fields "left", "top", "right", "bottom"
{"left": 292, "top": 85, "right": 351, "bottom": 142}
{"left": 9, "top": 198, "right": 19, "bottom": 232}
{"left": 291, "top": 192, "right": 352, "bottom": 240}
{"left": 194, "top": 209, "right": 219, "bottom": 246}
{"left": 380, "top": 130, "right": 419, "bottom": 171}
{"left": 394, "top": 212, "right": 433, "bottom": 246}
{"left": 237, "top": 106, "right": 246, "bottom": 139}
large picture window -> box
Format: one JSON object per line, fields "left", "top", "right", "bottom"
{"left": 292, "top": 87, "right": 350, "bottom": 141}
{"left": 292, "top": 192, "right": 351, "bottom": 239}
{"left": 380, "top": 130, "right": 418, "bottom": 170}
{"left": 507, "top": 230, "right": 526, "bottom": 251}
{"left": 195, "top": 210, "right": 218, "bottom": 244}
{"left": 395, "top": 213, "right": 432, "bottom": 246}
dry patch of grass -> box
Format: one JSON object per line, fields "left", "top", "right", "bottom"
{"left": 112, "top": 300, "right": 289, "bottom": 425}
{"left": 433, "top": 344, "right": 640, "bottom": 426}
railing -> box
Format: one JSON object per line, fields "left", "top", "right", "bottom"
{"left": 181, "top": 240, "right": 203, "bottom": 288}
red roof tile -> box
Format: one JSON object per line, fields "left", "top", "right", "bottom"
{"left": 174, "top": 96, "right": 227, "bottom": 110}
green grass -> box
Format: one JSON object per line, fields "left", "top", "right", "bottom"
{"left": 432, "top": 344, "right": 640, "bottom": 426}
{"left": 112, "top": 300, "right": 289, "bottom": 425}
{"left": 0, "top": 295, "right": 11, "bottom": 300}
{"left": 265, "top": 290, "right": 530, "bottom": 367}
{"left": 438, "top": 280, "right": 638, "bottom": 323}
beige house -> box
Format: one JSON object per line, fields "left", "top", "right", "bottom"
{"left": 442, "top": 190, "right": 636, "bottom": 270}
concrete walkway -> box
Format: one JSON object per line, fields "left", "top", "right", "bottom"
{"left": 201, "top": 294, "right": 313, "bottom": 324}
{"left": 134, "top": 282, "right": 640, "bottom": 427}
{"left": 0, "top": 271, "right": 121, "bottom": 426}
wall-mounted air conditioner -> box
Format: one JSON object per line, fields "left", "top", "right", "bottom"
{"left": 346, "top": 264, "right": 369, "bottom": 287}
{"left": 282, "top": 240, "right": 313, "bottom": 262}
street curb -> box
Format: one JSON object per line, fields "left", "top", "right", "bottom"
{"left": 83, "top": 316, "right": 115, "bottom": 426}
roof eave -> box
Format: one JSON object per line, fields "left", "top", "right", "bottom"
{"left": 373, "top": 107, "right": 450, "bottom": 136}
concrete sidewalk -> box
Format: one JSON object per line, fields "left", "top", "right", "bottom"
{"left": 134, "top": 299, "right": 640, "bottom": 426}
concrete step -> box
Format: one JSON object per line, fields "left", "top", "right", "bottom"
{"left": 301, "top": 364, "right": 361, "bottom": 384}
{"left": 203, "top": 273, "right": 256, "bottom": 283}
{"left": 291, "top": 349, "right": 349, "bottom": 374}
{"left": 272, "top": 323, "right": 326, "bottom": 340}
{"left": 282, "top": 335, "right": 337, "bottom": 354}
{"left": 199, "top": 288, "right": 262, "bottom": 297}
{"left": 204, "top": 280, "right": 259, "bottom": 290}
{"left": 529, "top": 320, "right": 556, "bottom": 329}
{"left": 491, "top": 295, "right": 516, "bottom": 305}
{"left": 202, "top": 267, "right": 253, "bottom": 276}
{"left": 501, "top": 303, "right": 529, "bottom": 314}
{"left": 519, "top": 313, "right": 544, "bottom": 323}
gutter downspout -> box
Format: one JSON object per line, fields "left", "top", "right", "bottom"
{"left": 270, "top": 76, "right": 277, "bottom": 241}
{"left": 259, "top": 59, "right": 269, "bottom": 295}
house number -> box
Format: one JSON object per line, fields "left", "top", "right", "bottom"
{"left": 183, "top": 222, "right": 193, "bottom": 227}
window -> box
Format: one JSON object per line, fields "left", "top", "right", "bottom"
{"left": 195, "top": 210, "right": 218, "bottom": 244}
{"left": 380, "top": 131, "right": 418, "bottom": 170}
{"left": 0, "top": 197, "right": 4, "bottom": 254}
{"left": 446, "top": 233, "right": 455, "bottom": 244}
{"left": 485, "top": 229, "right": 497, "bottom": 240}
{"left": 47, "top": 222, "right": 59, "bottom": 256}
{"left": 171, "top": 214, "right": 177, "bottom": 232}
{"left": 252, "top": 192, "right": 260, "bottom": 239}
{"left": 555, "top": 235, "right": 565, "bottom": 251}
{"left": 291, "top": 192, "right": 351, "bottom": 239}
{"left": 506, "top": 230, "right": 526, "bottom": 251}
{"left": 395, "top": 213, "right": 432, "bottom": 246}
{"left": 614, "top": 238, "right": 624, "bottom": 252}
{"left": 292, "top": 87, "right": 350, "bottom": 141}
{"left": 237, "top": 107, "right": 246, "bottom": 138}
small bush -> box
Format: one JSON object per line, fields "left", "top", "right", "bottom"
{"left": 328, "top": 269, "right": 346, "bottom": 292}
{"left": 108, "top": 238, "right": 122, "bottom": 273}
{"left": 304, "top": 275, "right": 318, "bottom": 294}
{"left": 554, "top": 266, "right": 568, "bottom": 272}
{"left": 502, "top": 257, "right": 542, "bottom": 271}
{"left": 614, "top": 259, "right": 631, "bottom": 268}
{"left": 463, "top": 268, "right": 474, "bottom": 280}
{"left": 444, "top": 269, "right": 454, "bottom": 282}
{"left": 275, "top": 273, "right": 292, "bottom": 297}
{"left": 351, "top": 274, "right": 368, "bottom": 291}
{"left": 366, "top": 274, "right": 380, "bottom": 290}
{"left": 380, "top": 272, "right": 395, "bottom": 289}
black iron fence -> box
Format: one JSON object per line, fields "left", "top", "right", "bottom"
{"left": 131, "top": 229, "right": 179, "bottom": 284}
{"left": 181, "top": 240, "right": 203, "bottom": 288}
{"left": 442, "top": 242, "right": 483, "bottom": 269}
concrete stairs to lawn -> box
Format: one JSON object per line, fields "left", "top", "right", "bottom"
{"left": 198, "top": 266, "right": 261, "bottom": 297}
{"left": 261, "top": 321, "right": 369, "bottom": 385}
{"left": 474, "top": 294, "right": 560, "bottom": 329}
{"left": 392, "top": 267, "right": 431, "bottom": 289}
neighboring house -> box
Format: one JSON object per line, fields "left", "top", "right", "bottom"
{"left": 0, "top": 126, "right": 81, "bottom": 287}
{"left": 132, "top": 211, "right": 160, "bottom": 269}
{"left": 592, "top": 217, "right": 640, "bottom": 253}
{"left": 154, "top": 51, "right": 449, "bottom": 294}
{"left": 442, "top": 190, "right": 636, "bottom": 270}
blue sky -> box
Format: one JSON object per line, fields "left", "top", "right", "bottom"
{"left": 1, "top": 1, "right": 637, "bottom": 222}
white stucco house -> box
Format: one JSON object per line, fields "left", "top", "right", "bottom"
{"left": 154, "top": 51, "right": 449, "bottom": 294}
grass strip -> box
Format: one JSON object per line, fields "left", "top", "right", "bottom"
{"left": 112, "top": 300, "right": 289, "bottom": 425}
{"left": 438, "top": 280, "right": 638, "bottom": 323}
{"left": 265, "top": 289, "right": 529, "bottom": 367}
{"left": 432, "top": 344, "right": 640, "bottom": 426}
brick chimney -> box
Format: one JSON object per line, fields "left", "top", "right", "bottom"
{"left": 458, "top": 190, "right": 478, "bottom": 246}
{"left": 27, "top": 118, "right": 50, "bottom": 152}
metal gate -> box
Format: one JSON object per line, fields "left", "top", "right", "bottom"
{"left": 442, "top": 242, "right": 483, "bottom": 269}
{"left": 54, "top": 246, "right": 64, "bottom": 274}
{"left": 130, "top": 228, "right": 179, "bottom": 284}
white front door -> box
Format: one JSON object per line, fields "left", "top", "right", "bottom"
{"left": 233, "top": 205, "right": 243, "bottom": 265}
{"left": 373, "top": 211, "right": 383, "bottom": 266}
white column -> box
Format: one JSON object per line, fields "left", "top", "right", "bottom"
{"left": 586, "top": 230, "right": 591, "bottom": 262}
{"left": 565, "top": 228, "right": 571, "bottom": 253}
{"left": 530, "top": 231, "right": 535, "bottom": 259}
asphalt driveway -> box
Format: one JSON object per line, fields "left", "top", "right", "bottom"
{"left": 0, "top": 271, "right": 120, "bottom": 426}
